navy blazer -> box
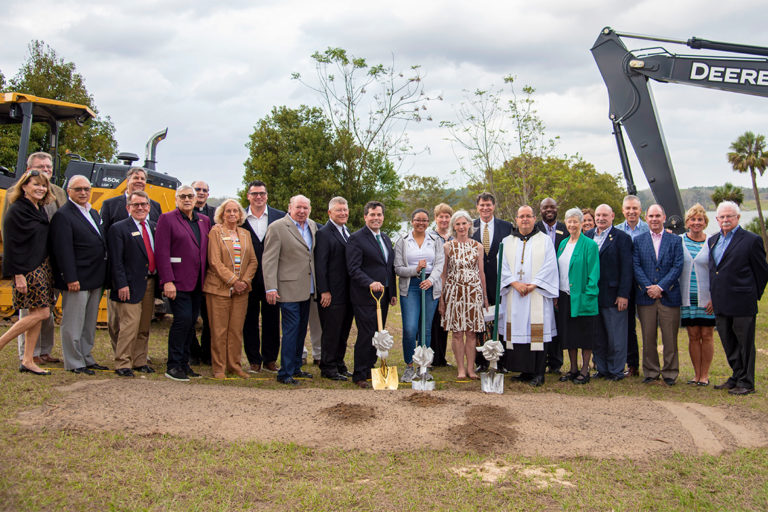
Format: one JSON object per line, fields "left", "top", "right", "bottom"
{"left": 49, "top": 201, "right": 108, "bottom": 291}
{"left": 472, "top": 217, "right": 512, "bottom": 306}
{"left": 240, "top": 205, "right": 285, "bottom": 294}
{"left": 314, "top": 220, "right": 350, "bottom": 305}
{"left": 100, "top": 194, "right": 162, "bottom": 235}
{"left": 586, "top": 227, "right": 633, "bottom": 307}
{"left": 708, "top": 227, "right": 768, "bottom": 317}
{"left": 535, "top": 220, "right": 568, "bottom": 250}
{"left": 346, "top": 227, "right": 396, "bottom": 306}
{"left": 632, "top": 230, "right": 683, "bottom": 306}
{"left": 107, "top": 217, "right": 159, "bottom": 303}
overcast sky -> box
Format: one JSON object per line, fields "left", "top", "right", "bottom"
{"left": 2, "top": 0, "right": 766, "bottom": 200}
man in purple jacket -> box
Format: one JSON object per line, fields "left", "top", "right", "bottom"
{"left": 155, "top": 185, "right": 211, "bottom": 381}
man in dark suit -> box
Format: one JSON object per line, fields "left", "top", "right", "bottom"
{"left": 49, "top": 175, "right": 109, "bottom": 375}
{"left": 241, "top": 180, "right": 285, "bottom": 373}
{"left": 100, "top": 167, "right": 162, "bottom": 354}
{"left": 534, "top": 197, "right": 568, "bottom": 374}
{"left": 347, "top": 201, "right": 397, "bottom": 388}
{"left": 156, "top": 185, "right": 211, "bottom": 382}
{"left": 471, "top": 192, "right": 512, "bottom": 372}
{"left": 315, "top": 196, "right": 354, "bottom": 381}
{"left": 191, "top": 180, "right": 216, "bottom": 365}
{"left": 586, "top": 204, "right": 633, "bottom": 381}
{"left": 709, "top": 201, "right": 768, "bottom": 395}
{"left": 633, "top": 204, "right": 683, "bottom": 386}
{"left": 107, "top": 190, "right": 159, "bottom": 377}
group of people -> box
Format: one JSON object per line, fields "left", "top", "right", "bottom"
{"left": 0, "top": 154, "right": 766, "bottom": 395}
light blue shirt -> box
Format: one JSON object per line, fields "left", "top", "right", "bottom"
{"left": 614, "top": 218, "right": 649, "bottom": 240}
{"left": 293, "top": 219, "right": 314, "bottom": 294}
{"left": 712, "top": 226, "right": 739, "bottom": 266}
{"left": 593, "top": 226, "right": 611, "bottom": 250}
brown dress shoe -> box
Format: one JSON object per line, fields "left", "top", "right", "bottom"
{"left": 247, "top": 363, "right": 261, "bottom": 374}
{"left": 355, "top": 380, "right": 370, "bottom": 389}
{"left": 33, "top": 356, "right": 43, "bottom": 364}
{"left": 264, "top": 362, "right": 279, "bottom": 373}
{"left": 40, "top": 354, "right": 61, "bottom": 363}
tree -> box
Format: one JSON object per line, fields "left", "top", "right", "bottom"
{"left": 399, "top": 174, "right": 458, "bottom": 220}
{"left": 711, "top": 182, "right": 744, "bottom": 207}
{"left": 0, "top": 40, "right": 117, "bottom": 176}
{"left": 727, "top": 131, "right": 768, "bottom": 249}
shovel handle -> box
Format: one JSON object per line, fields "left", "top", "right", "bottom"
{"left": 370, "top": 288, "right": 384, "bottom": 331}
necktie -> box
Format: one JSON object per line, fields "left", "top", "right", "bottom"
{"left": 141, "top": 221, "right": 156, "bottom": 273}
{"left": 342, "top": 227, "right": 349, "bottom": 242}
{"left": 376, "top": 233, "right": 386, "bottom": 259}
{"left": 482, "top": 223, "right": 490, "bottom": 255}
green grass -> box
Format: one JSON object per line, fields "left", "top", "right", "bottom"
{"left": 1, "top": 297, "right": 768, "bottom": 511}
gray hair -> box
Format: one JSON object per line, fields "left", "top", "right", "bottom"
{"left": 126, "top": 167, "right": 147, "bottom": 180}
{"left": 449, "top": 210, "right": 475, "bottom": 237}
{"left": 191, "top": 180, "right": 209, "bottom": 190}
{"left": 27, "top": 151, "right": 52, "bottom": 167}
{"left": 564, "top": 207, "right": 583, "bottom": 222}
{"left": 289, "top": 194, "right": 310, "bottom": 208}
{"left": 213, "top": 198, "right": 247, "bottom": 225}
{"left": 717, "top": 200, "right": 741, "bottom": 216}
{"left": 66, "top": 174, "right": 90, "bottom": 188}
{"left": 328, "top": 196, "right": 347, "bottom": 210}
{"left": 175, "top": 184, "right": 194, "bottom": 197}
{"left": 622, "top": 194, "right": 641, "bottom": 206}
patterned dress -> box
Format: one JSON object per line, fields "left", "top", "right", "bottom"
{"left": 681, "top": 235, "right": 715, "bottom": 326}
{"left": 441, "top": 239, "right": 484, "bottom": 331}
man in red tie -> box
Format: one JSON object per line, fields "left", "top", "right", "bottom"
{"left": 106, "top": 190, "right": 160, "bottom": 377}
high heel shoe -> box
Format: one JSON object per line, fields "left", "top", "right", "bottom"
{"left": 19, "top": 364, "right": 51, "bottom": 376}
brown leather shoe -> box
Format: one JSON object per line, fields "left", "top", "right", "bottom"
{"left": 263, "top": 362, "right": 279, "bottom": 373}
{"left": 40, "top": 354, "right": 61, "bottom": 363}
{"left": 247, "top": 363, "right": 261, "bottom": 374}
{"left": 355, "top": 380, "right": 369, "bottom": 389}
{"left": 33, "top": 356, "right": 43, "bottom": 364}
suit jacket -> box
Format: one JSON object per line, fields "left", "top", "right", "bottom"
{"left": 708, "top": 227, "right": 768, "bottom": 317}
{"left": 100, "top": 194, "right": 162, "bottom": 235}
{"left": 535, "top": 220, "right": 568, "bottom": 249}
{"left": 314, "top": 220, "right": 351, "bottom": 305}
{"left": 49, "top": 201, "right": 108, "bottom": 291}
{"left": 155, "top": 209, "right": 211, "bottom": 291}
{"left": 346, "top": 227, "right": 396, "bottom": 306}
{"left": 195, "top": 203, "right": 216, "bottom": 226}
{"left": 203, "top": 224, "right": 258, "bottom": 297}
{"left": 240, "top": 205, "right": 285, "bottom": 295}
{"left": 472, "top": 217, "right": 512, "bottom": 305}
{"left": 632, "top": 230, "right": 683, "bottom": 307}
{"left": 107, "top": 216, "right": 159, "bottom": 303}
{"left": 586, "top": 227, "right": 633, "bottom": 308}
{"left": 261, "top": 214, "right": 317, "bottom": 303}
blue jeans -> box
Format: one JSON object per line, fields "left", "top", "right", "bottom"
{"left": 400, "top": 278, "right": 438, "bottom": 365}
{"left": 277, "top": 300, "right": 310, "bottom": 380}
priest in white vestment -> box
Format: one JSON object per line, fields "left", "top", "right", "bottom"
{"left": 498, "top": 205, "right": 559, "bottom": 386}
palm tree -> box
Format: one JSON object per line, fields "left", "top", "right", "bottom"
{"left": 727, "top": 131, "right": 768, "bottom": 250}
{"left": 711, "top": 182, "right": 744, "bottom": 207}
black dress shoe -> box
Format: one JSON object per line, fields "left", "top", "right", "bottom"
{"left": 592, "top": 372, "right": 608, "bottom": 379}
{"left": 728, "top": 386, "right": 755, "bottom": 395}
{"left": 19, "top": 365, "right": 51, "bottom": 376}
{"left": 293, "top": 370, "right": 313, "bottom": 379}
{"left": 278, "top": 376, "right": 299, "bottom": 385}
{"left": 642, "top": 376, "right": 660, "bottom": 384}
{"left": 165, "top": 367, "right": 190, "bottom": 382}
{"left": 133, "top": 365, "right": 155, "bottom": 374}
{"left": 528, "top": 375, "right": 545, "bottom": 387}
{"left": 70, "top": 367, "right": 95, "bottom": 375}
{"left": 510, "top": 373, "right": 530, "bottom": 382}
{"left": 115, "top": 368, "right": 135, "bottom": 377}
{"left": 322, "top": 373, "right": 348, "bottom": 381}
{"left": 185, "top": 367, "right": 202, "bottom": 378}
{"left": 714, "top": 381, "right": 736, "bottom": 390}
{"left": 339, "top": 370, "right": 353, "bottom": 378}
{"left": 663, "top": 378, "right": 676, "bottom": 386}
{"left": 608, "top": 374, "right": 625, "bottom": 382}
{"left": 87, "top": 363, "right": 109, "bottom": 371}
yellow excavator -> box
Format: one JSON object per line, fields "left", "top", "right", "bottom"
{"left": 0, "top": 92, "right": 180, "bottom": 319}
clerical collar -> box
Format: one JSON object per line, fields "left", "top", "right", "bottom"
{"left": 512, "top": 225, "right": 540, "bottom": 241}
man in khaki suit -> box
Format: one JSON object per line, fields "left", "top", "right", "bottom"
{"left": 262, "top": 194, "right": 317, "bottom": 385}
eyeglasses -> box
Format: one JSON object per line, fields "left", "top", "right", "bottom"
{"left": 248, "top": 191, "right": 267, "bottom": 197}
{"left": 26, "top": 170, "right": 41, "bottom": 178}
{"left": 194, "top": 187, "right": 209, "bottom": 193}
{"left": 717, "top": 214, "right": 737, "bottom": 220}
{"left": 412, "top": 218, "right": 430, "bottom": 223}
{"left": 129, "top": 202, "right": 150, "bottom": 208}
{"left": 30, "top": 165, "right": 53, "bottom": 171}
{"left": 70, "top": 187, "right": 91, "bottom": 193}
{"left": 178, "top": 193, "right": 195, "bottom": 200}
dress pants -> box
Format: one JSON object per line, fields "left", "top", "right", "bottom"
{"left": 243, "top": 288, "right": 280, "bottom": 365}
{"left": 626, "top": 288, "right": 640, "bottom": 369}
{"left": 17, "top": 302, "right": 56, "bottom": 359}
{"left": 206, "top": 292, "right": 248, "bottom": 376}
{"left": 715, "top": 315, "right": 757, "bottom": 390}
{"left": 167, "top": 289, "right": 202, "bottom": 371}
{"left": 307, "top": 300, "right": 322, "bottom": 361}
{"left": 114, "top": 278, "right": 155, "bottom": 370}
{"left": 318, "top": 301, "right": 353, "bottom": 377}
{"left": 637, "top": 300, "right": 680, "bottom": 380}
{"left": 198, "top": 296, "right": 211, "bottom": 363}
{"left": 277, "top": 300, "right": 310, "bottom": 380}
{"left": 594, "top": 306, "right": 628, "bottom": 377}
{"left": 352, "top": 296, "right": 390, "bottom": 383}
{"left": 107, "top": 296, "right": 120, "bottom": 352}
{"left": 60, "top": 288, "right": 102, "bottom": 370}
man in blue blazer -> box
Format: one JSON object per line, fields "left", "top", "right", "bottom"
{"left": 633, "top": 204, "right": 683, "bottom": 385}
{"left": 709, "top": 201, "right": 768, "bottom": 395}
{"left": 586, "top": 204, "right": 633, "bottom": 381}
{"left": 347, "top": 201, "right": 397, "bottom": 388}
{"left": 241, "top": 180, "right": 286, "bottom": 373}
{"left": 107, "top": 191, "right": 160, "bottom": 377}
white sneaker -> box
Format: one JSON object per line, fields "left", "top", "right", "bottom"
{"left": 400, "top": 365, "right": 416, "bottom": 383}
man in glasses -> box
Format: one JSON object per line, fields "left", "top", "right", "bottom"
{"left": 190, "top": 180, "right": 215, "bottom": 365}
{"left": 241, "top": 180, "right": 285, "bottom": 373}
{"left": 106, "top": 191, "right": 160, "bottom": 377}
{"left": 49, "top": 175, "right": 109, "bottom": 374}
{"left": 2, "top": 152, "right": 67, "bottom": 366}
{"left": 192, "top": 180, "right": 216, "bottom": 225}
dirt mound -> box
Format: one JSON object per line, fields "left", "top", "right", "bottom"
{"left": 320, "top": 402, "right": 376, "bottom": 424}
{"left": 401, "top": 392, "right": 451, "bottom": 407}
{"left": 447, "top": 405, "right": 517, "bottom": 452}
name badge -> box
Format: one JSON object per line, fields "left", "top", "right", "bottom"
{"left": 222, "top": 236, "right": 231, "bottom": 241}
{"left": 170, "top": 257, "right": 182, "bottom": 263}
{"left": 556, "top": 230, "right": 564, "bottom": 235}
{"left": 131, "top": 231, "right": 141, "bottom": 237}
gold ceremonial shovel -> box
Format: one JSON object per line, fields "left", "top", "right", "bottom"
{"left": 369, "top": 288, "right": 398, "bottom": 390}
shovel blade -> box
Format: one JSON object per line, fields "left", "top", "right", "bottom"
{"left": 480, "top": 372, "right": 504, "bottom": 394}
{"left": 371, "top": 366, "right": 399, "bottom": 390}
{"left": 411, "top": 379, "right": 435, "bottom": 391}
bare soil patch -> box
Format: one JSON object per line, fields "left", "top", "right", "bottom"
{"left": 14, "top": 379, "right": 768, "bottom": 459}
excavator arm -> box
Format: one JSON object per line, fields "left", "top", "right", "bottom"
{"left": 591, "top": 27, "right": 768, "bottom": 232}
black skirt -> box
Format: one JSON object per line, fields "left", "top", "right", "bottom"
{"left": 556, "top": 291, "right": 597, "bottom": 350}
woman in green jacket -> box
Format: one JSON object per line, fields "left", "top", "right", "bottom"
{"left": 556, "top": 208, "right": 600, "bottom": 384}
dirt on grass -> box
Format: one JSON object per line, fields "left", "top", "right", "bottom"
{"left": 13, "top": 379, "right": 768, "bottom": 459}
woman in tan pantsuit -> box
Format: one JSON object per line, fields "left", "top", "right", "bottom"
{"left": 203, "top": 199, "right": 258, "bottom": 379}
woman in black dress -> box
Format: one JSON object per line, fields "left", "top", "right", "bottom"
{"left": 0, "top": 170, "right": 56, "bottom": 375}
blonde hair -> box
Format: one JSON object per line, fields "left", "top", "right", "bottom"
{"left": 684, "top": 203, "right": 709, "bottom": 228}
{"left": 8, "top": 170, "right": 54, "bottom": 205}
{"left": 214, "top": 198, "right": 247, "bottom": 225}
{"left": 433, "top": 202, "right": 453, "bottom": 218}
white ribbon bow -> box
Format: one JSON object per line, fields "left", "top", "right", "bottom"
{"left": 476, "top": 339, "right": 505, "bottom": 370}
{"left": 412, "top": 345, "right": 434, "bottom": 375}
{"left": 372, "top": 330, "right": 394, "bottom": 359}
